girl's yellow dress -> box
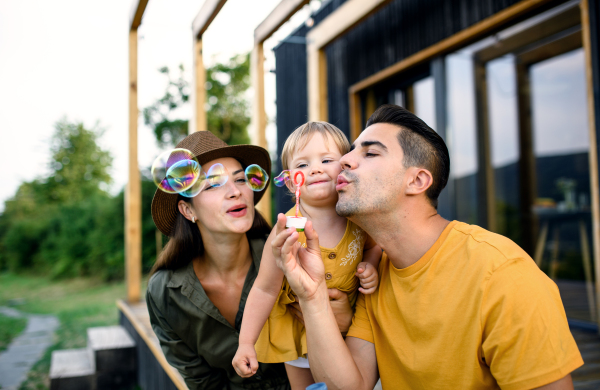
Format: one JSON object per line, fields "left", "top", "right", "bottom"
{"left": 255, "top": 208, "right": 367, "bottom": 363}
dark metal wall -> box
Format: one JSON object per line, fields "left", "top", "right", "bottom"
{"left": 325, "top": 0, "right": 528, "bottom": 133}
{"left": 273, "top": 25, "right": 310, "bottom": 215}
{"left": 120, "top": 312, "right": 178, "bottom": 390}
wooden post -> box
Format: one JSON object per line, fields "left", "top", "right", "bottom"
{"left": 307, "top": 46, "right": 328, "bottom": 121}
{"left": 126, "top": 29, "right": 141, "bottom": 303}
{"left": 581, "top": 0, "right": 600, "bottom": 326}
{"left": 191, "top": 38, "right": 207, "bottom": 134}
{"left": 252, "top": 43, "right": 272, "bottom": 222}
{"left": 349, "top": 91, "right": 362, "bottom": 141}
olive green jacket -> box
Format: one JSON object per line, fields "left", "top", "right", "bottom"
{"left": 146, "top": 235, "right": 290, "bottom": 390}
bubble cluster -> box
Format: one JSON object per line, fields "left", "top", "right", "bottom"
{"left": 151, "top": 149, "right": 270, "bottom": 197}
{"left": 246, "top": 164, "right": 269, "bottom": 191}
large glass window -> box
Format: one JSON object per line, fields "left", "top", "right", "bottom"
{"left": 487, "top": 55, "right": 521, "bottom": 245}
{"left": 446, "top": 53, "right": 479, "bottom": 224}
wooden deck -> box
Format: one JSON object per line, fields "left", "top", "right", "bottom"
{"left": 571, "top": 328, "right": 600, "bottom": 389}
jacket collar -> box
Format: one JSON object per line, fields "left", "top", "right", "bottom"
{"left": 166, "top": 234, "right": 265, "bottom": 328}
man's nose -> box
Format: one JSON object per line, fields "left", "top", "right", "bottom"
{"left": 339, "top": 151, "right": 356, "bottom": 170}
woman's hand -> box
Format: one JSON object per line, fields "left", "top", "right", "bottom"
{"left": 232, "top": 343, "right": 258, "bottom": 378}
{"left": 288, "top": 289, "right": 353, "bottom": 334}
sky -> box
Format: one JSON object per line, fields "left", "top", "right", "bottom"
{"left": 0, "top": 0, "right": 318, "bottom": 210}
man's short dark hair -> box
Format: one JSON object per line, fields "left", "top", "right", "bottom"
{"left": 366, "top": 104, "right": 450, "bottom": 209}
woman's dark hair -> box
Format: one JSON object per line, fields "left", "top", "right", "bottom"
{"left": 149, "top": 197, "right": 271, "bottom": 277}
{"left": 366, "top": 104, "right": 450, "bottom": 209}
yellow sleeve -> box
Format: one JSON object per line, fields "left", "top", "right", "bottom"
{"left": 481, "top": 258, "right": 583, "bottom": 390}
{"left": 346, "top": 292, "right": 375, "bottom": 344}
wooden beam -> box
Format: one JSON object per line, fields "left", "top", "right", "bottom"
{"left": 306, "top": 0, "right": 392, "bottom": 51}
{"left": 127, "top": 29, "right": 142, "bottom": 303}
{"left": 307, "top": 47, "right": 328, "bottom": 121}
{"left": 349, "top": 91, "right": 361, "bottom": 141}
{"left": 475, "top": 3, "right": 580, "bottom": 63}
{"left": 581, "top": 0, "right": 600, "bottom": 327}
{"left": 348, "top": 0, "right": 554, "bottom": 94}
{"left": 473, "top": 60, "right": 495, "bottom": 231}
{"left": 255, "top": 0, "right": 309, "bottom": 44}
{"left": 252, "top": 44, "right": 272, "bottom": 222}
{"left": 190, "top": 38, "right": 207, "bottom": 133}
{"left": 192, "top": 0, "right": 228, "bottom": 39}
{"left": 129, "top": 0, "right": 149, "bottom": 30}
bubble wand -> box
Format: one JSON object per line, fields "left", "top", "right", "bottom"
{"left": 273, "top": 170, "right": 307, "bottom": 231}
{"left": 293, "top": 171, "right": 305, "bottom": 218}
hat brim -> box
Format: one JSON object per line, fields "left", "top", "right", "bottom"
{"left": 151, "top": 144, "right": 271, "bottom": 236}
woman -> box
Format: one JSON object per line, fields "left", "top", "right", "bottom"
{"left": 147, "top": 131, "right": 352, "bottom": 390}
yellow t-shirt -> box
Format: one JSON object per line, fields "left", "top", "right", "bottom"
{"left": 347, "top": 221, "right": 583, "bottom": 390}
{"left": 255, "top": 207, "right": 367, "bottom": 363}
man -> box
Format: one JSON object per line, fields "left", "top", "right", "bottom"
{"left": 272, "top": 105, "right": 583, "bottom": 389}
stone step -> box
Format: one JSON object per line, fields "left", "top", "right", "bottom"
{"left": 87, "top": 325, "right": 136, "bottom": 372}
{"left": 87, "top": 325, "right": 137, "bottom": 389}
{"left": 49, "top": 348, "right": 95, "bottom": 390}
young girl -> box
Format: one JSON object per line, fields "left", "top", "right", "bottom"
{"left": 232, "top": 122, "right": 381, "bottom": 389}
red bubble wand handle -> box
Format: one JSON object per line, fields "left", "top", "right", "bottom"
{"left": 293, "top": 171, "right": 305, "bottom": 218}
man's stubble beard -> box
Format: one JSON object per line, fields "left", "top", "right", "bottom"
{"left": 335, "top": 172, "right": 394, "bottom": 218}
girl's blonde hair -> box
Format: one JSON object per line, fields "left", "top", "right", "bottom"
{"left": 281, "top": 122, "right": 351, "bottom": 169}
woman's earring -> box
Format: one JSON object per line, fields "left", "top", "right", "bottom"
{"left": 192, "top": 217, "right": 196, "bottom": 223}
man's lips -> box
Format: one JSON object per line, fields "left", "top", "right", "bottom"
{"left": 336, "top": 175, "right": 349, "bottom": 191}
{"left": 227, "top": 204, "right": 247, "bottom": 217}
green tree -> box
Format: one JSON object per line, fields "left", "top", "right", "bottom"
{"left": 143, "top": 54, "right": 251, "bottom": 147}
{"left": 0, "top": 119, "right": 117, "bottom": 277}
{"left": 44, "top": 119, "right": 113, "bottom": 203}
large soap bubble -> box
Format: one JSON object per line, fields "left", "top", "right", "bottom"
{"left": 151, "top": 149, "right": 200, "bottom": 194}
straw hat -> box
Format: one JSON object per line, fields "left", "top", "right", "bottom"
{"left": 151, "top": 131, "right": 271, "bottom": 236}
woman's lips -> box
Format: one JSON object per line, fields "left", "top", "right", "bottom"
{"left": 227, "top": 205, "right": 247, "bottom": 217}
{"left": 336, "top": 175, "right": 349, "bottom": 191}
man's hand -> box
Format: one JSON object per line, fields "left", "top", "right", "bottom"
{"left": 232, "top": 343, "right": 258, "bottom": 378}
{"left": 356, "top": 262, "right": 379, "bottom": 294}
{"left": 328, "top": 288, "right": 353, "bottom": 334}
{"left": 271, "top": 214, "right": 325, "bottom": 301}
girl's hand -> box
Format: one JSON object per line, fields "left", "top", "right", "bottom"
{"left": 356, "top": 262, "right": 379, "bottom": 294}
{"left": 232, "top": 344, "right": 259, "bottom": 378}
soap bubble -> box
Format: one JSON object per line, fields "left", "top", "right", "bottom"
{"left": 152, "top": 149, "right": 200, "bottom": 194}
{"left": 179, "top": 171, "right": 207, "bottom": 198}
{"left": 205, "top": 163, "right": 229, "bottom": 188}
{"left": 245, "top": 164, "right": 269, "bottom": 191}
{"left": 274, "top": 170, "right": 290, "bottom": 187}
{"left": 166, "top": 159, "right": 201, "bottom": 193}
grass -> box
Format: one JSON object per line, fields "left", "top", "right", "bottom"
{"left": 0, "top": 272, "right": 147, "bottom": 390}
{"left": 0, "top": 314, "right": 27, "bottom": 353}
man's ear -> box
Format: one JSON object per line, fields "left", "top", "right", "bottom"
{"left": 405, "top": 167, "right": 433, "bottom": 196}
{"left": 178, "top": 200, "right": 195, "bottom": 222}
